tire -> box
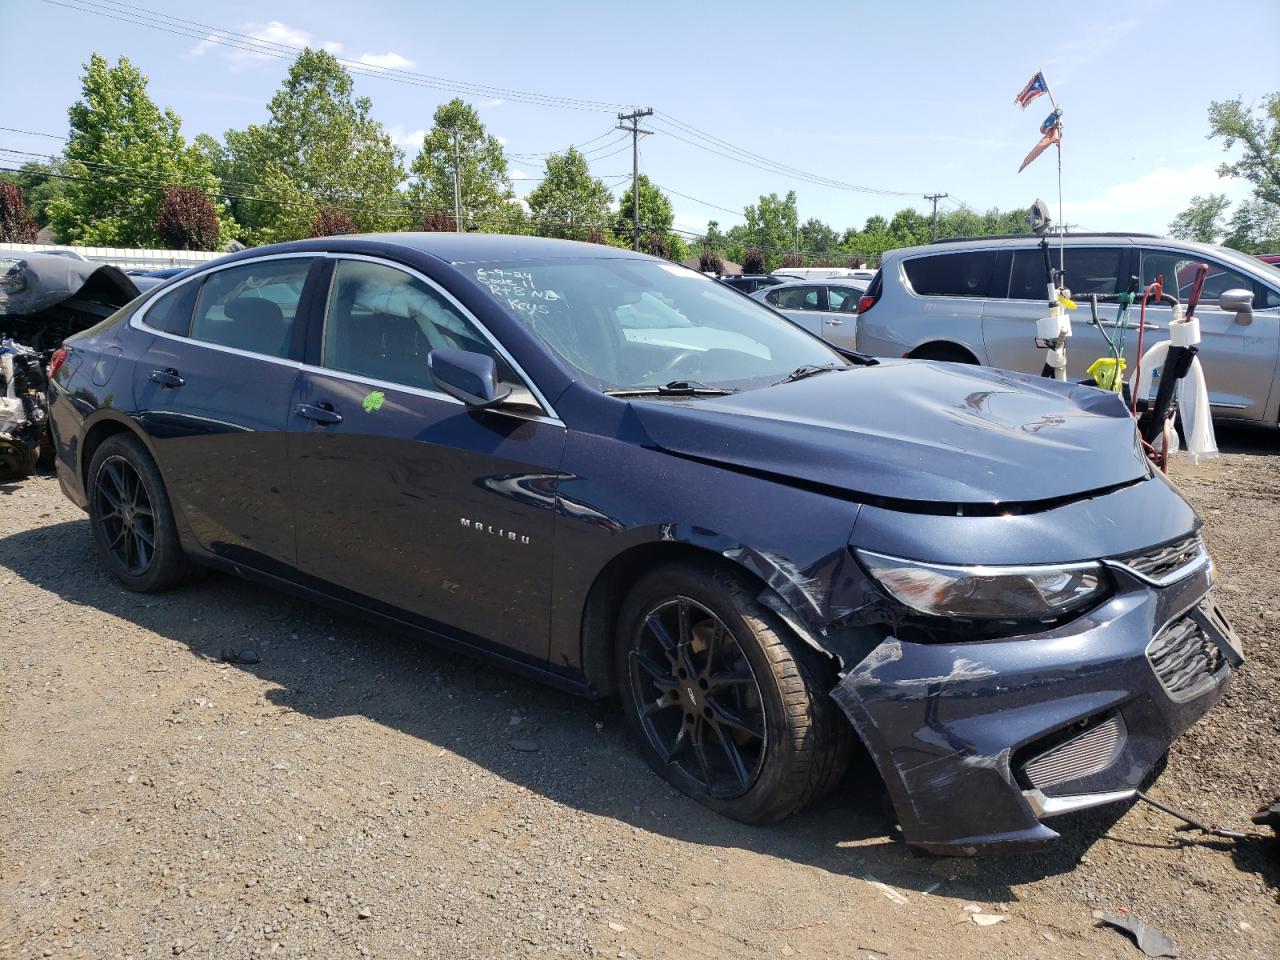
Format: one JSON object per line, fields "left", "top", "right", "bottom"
{"left": 910, "top": 343, "right": 978, "bottom": 364}
{"left": 616, "top": 560, "right": 850, "bottom": 824}
{"left": 86, "top": 432, "right": 192, "bottom": 592}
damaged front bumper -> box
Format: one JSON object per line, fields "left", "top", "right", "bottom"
{"left": 831, "top": 559, "right": 1241, "bottom": 855}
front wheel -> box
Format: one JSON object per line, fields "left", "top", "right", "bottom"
{"left": 616, "top": 562, "right": 850, "bottom": 824}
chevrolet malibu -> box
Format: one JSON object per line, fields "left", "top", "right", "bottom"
{"left": 48, "top": 234, "right": 1241, "bottom": 855}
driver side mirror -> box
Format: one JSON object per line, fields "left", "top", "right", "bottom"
{"left": 1219, "top": 288, "right": 1254, "bottom": 325}
{"left": 428, "top": 348, "right": 511, "bottom": 407}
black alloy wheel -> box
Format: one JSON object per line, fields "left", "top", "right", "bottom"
{"left": 628, "top": 596, "right": 767, "bottom": 798}
{"left": 94, "top": 454, "right": 157, "bottom": 575}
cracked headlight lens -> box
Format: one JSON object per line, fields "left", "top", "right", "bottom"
{"left": 856, "top": 550, "right": 1105, "bottom": 620}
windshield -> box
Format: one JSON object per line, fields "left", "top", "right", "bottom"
{"left": 465, "top": 257, "right": 845, "bottom": 392}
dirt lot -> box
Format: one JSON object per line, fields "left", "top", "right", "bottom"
{"left": 2, "top": 427, "right": 1277, "bottom": 960}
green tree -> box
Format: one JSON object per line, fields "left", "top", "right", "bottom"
{"left": 223, "top": 49, "right": 405, "bottom": 244}
{"left": 740, "top": 191, "right": 799, "bottom": 270}
{"left": 1208, "top": 93, "right": 1280, "bottom": 207}
{"left": 1169, "top": 193, "right": 1231, "bottom": 243}
{"left": 0, "top": 161, "right": 66, "bottom": 231}
{"left": 1222, "top": 199, "right": 1280, "bottom": 253}
{"left": 47, "top": 53, "right": 230, "bottom": 246}
{"left": 799, "top": 217, "right": 839, "bottom": 255}
{"left": 616, "top": 173, "right": 673, "bottom": 249}
{"left": 525, "top": 146, "right": 613, "bottom": 238}
{"left": 408, "top": 98, "right": 518, "bottom": 231}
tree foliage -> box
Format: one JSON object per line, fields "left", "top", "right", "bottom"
{"left": 1168, "top": 193, "right": 1230, "bottom": 243}
{"left": 408, "top": 98, "right": 518, "bottom": 231}
{"left": 155, "top": 185, "right": 220, "bottom": 250}
{"left": 0, "top": 182, "right": 38, "bottom": 242}
{"left": 222, "top": 49, "right": 404, "bottom": 244}
{"left": 616, "top": 173, "right": 673, "bottom": 248}
{"left": 0, "top": 162, "right": 66, "bottom": 231}
{"left": 741, "top": 246, "right": 765, "bottom": 274}
{"left": 698, "top": 247, "right": 724, "bottom": 273}
{"left": 310, "top": 206, "right": 357, "bottom": 237}
{"left": 418, "top": 209, "right": 454, "bottom": 232}
{"left": 525, "top": 147, "right": 613, "bottom": 238}
{"left": 1208, "top": 93, "right": 1280, "bottom": 207}
{"left": 47, "top": 53, "right": 230, "bottom": 246}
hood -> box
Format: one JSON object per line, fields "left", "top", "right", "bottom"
{"left": 630, "top": 360, "right": 1149, "bottom": 506}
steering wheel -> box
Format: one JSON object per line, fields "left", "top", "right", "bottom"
{"left": 652, "top": 349, "right": 703, "bottom": 379}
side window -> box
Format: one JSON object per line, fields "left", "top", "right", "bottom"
{"left": 143, "top": 280, "right": 199, "bottom": 336}
{"left": 903, "top": 251, "right": 995, "bottom": 298}
{"left": 323, "top": 259, "right": 502, "bottom": 390}
{"left": 775, "top": 286, "right": 824, "bottom": 310}
{"left": 1140, "top": 250, "right": 1262, "bottom": 306}
{"left": 827, "top": 286, "right": 861, "bottom": 313}
{"left": 764, "top": 289, "right": 781, "bottom": 305}
{"left": 190, "top": 258, "right": 314, "bottom": 358}
{"left": 1008, "top": 247, "right": 1126, "bottom": 300}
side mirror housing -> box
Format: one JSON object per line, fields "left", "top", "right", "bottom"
{"left": 428, "top": 348, "right": 511, "bottom": 407}
{"left": 1219, "top": 288, "right": 1254, "bottom": 324}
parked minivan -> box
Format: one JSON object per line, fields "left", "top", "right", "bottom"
{"left": 856, "top": 233, "right": 1280, "bottom": 425}
{"left": 772, "top": 267, "right": 873, "bottom": 282}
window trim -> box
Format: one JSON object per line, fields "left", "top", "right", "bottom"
{"left": 316, "top": 253, "right": 561, "bottom": 423}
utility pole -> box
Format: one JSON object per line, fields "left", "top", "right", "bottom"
{"left": 924, "top": 193, "right": 948, "bottom": 241}
{"left": 451, "top": 130, "right": 464, "bottom": 233}
{"left": 617, "top": 108, "right": 654, "bottom": 251}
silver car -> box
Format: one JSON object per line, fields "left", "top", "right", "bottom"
{"left": 855, "top": 233, "right": 1280, "bottom": 424}
{"left": 750, "top": 278, "right": 865, "bottom": 351}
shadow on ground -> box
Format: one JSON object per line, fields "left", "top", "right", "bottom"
{"left": 3, "top": 514, "right": 1171, "bottom": 901}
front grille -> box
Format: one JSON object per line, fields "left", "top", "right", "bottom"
{"left": 1147, "top": 612, "right": 1226, "bottom": 700}
{"left": 1024, "top": 715, "right": 1126, "bottom": 790}
{"left": 1117, "top": 534, "right": 1205, "bottom": 584}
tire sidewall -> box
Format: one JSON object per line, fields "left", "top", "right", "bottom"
{"left": 616, "top": 562, "right": 810, "bottom": 823}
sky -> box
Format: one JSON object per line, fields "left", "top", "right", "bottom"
{"left": 2, "top": 0, "right": 1277, "bottom": 239}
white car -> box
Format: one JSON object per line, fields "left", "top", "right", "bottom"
{"left": 750, "top": 279, "right": 866, "bottom": 351}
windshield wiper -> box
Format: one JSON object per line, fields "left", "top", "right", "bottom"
{"left": 605, "top": 379, "right": 737, "bottom": 398}
{"left": 771, "top": 362, "right": 847, "bottom": 386}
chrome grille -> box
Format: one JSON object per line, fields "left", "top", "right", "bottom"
{"left": 1024, "top": 715, "right": 1126, "bottom": 790}
{"left": 1148, "top": 612, "right": 1226, "bottom": 700}
{"left": 1116, "top": 534, "right": 1205, "bottom": 584}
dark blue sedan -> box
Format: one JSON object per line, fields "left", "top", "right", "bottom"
{"left": 47, "top": 234, "right": 1241, "bottom": 854}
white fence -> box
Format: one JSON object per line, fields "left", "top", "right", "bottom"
{"left": 0, "top": 242, "right": 222, "bottom": 271}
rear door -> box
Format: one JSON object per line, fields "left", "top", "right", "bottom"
{"left": 822, "top": 284, "right": 862, "bottom": 350}
{"left": 131, "top": 254, "right": 319, "bottom": 572}
{"left": 898, "top": 249, "right": 993, "bottom": 359}
{"left": 287, "top": 255, "right": 565, "bottom": 663}
{"left": 1137, "top": 247, "right": 1280, "bottom": 421}
{"left": 763, "top": 284, "right": 826, "bottom": 336}
{"left": 981, "top": 244, "right": 1131, "bottom": 376}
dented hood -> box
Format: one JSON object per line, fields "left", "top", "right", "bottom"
{"left": 631, "top": 360, "right": 1148, "bottom": 505}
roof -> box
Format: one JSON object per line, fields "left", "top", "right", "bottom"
{"left": 930, "top": 231, "right": 1160, "bottom": 244}
{"left": 345, "top": 232, "right": 658, "bottom": 264}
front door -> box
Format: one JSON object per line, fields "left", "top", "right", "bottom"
{"left": 287, "top": 256, "right": 566, "bottom": 663}
{"left": 1137, "top": 247, "right": 1280, "bottom": 421}
{"left": 131, "top": 254, "right": 319, "bottom": 571}
{"left": 823, "top": 284, "right": 862, "bottom": 351}
{"left": 764, "top": 284, "right": 826, "bottom": 337}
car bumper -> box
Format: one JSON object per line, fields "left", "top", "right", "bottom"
{"left": 830, "top": 560, "right": 1240, "bottom": 855}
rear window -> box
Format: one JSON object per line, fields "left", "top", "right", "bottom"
{"left": 142, "top": 280, "right": 199, "bottom": 336}
{"left": 1008, "top": 247, "right": 1128, "bottom": 299}
{"left": 903, "top": 251, "right": 996, "bottom": 297}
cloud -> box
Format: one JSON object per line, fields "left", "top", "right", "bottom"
{"left": 189, "top": 20, "right": 343, "bottom": 68}
{"left": 387, "top": 125, "right": 427, "bottom": 150}
{"left": 358, "top": 51, "right": 415, "bottom": 70}
{"left": 673, "top": 210, "right": 709, "bottom": 233}
{"left": 479, "top": 98, "right": 505, "bottom": 108}
{"left": 1061, "top": 162, "right": 1249, "bottom": 231}
{"left": 510, "top": 169, "right": 531, "bottom": 181}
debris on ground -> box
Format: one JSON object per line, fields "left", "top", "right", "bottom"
{"left": 1093, "top": 911, "right": 1179, "bottom": 957}
{"left": 1252, "top": 797, "right": 1280, "bottom": 840}
{"left": 220, "top": 647, "right": 261, "bottom": 665}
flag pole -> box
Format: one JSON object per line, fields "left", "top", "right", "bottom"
{"left": 1041, "top": 69, "right": 1065, "bottom": 279}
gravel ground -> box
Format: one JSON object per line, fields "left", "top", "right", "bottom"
{"left": 1, "top": 426, "right": 1277, "bottom": 960}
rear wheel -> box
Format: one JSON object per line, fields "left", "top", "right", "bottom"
{"left": 616, "top": 561, "right": 850, "bottom": 824}
{"left": 909, "top": 342, "right": 978, "bottom": 364}
{"left": 87, "top": 433, "right": 191, "bottom": 592}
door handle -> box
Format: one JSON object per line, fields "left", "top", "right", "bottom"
{"left": 148, "top": 368, "right": 184, "bottom": 388}
{"left": 824, "top": 318, "right": 844, "bottom": 326}
{"left": 295, "top": 402, "right": 343, "bottom": 425}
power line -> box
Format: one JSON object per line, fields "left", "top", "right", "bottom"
{"left": 40, "top": 0, "right": 636, "bottom": 114}
{"left": 650, "top": 182, "right": 744, "bottom": 219}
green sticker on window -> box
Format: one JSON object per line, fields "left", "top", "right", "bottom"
{"left": 362, "top": 390, "right": 385, "bottom": 413}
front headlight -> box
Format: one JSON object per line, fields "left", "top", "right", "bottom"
{"left": 856, "top": 550, "right": 1106, "bottom": 620}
